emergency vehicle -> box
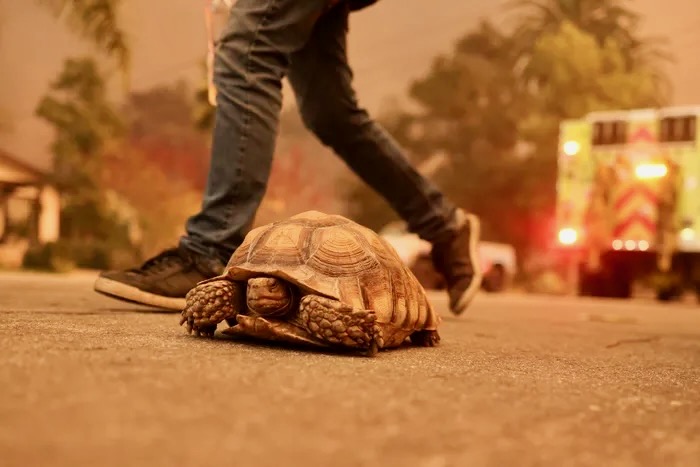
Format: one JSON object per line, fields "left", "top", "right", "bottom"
{"left": 555, "top": 106, "right": 700, "bottom": 300}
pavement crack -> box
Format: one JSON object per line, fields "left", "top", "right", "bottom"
{"left": 605, "top": 336, "right": 661, "bottom": 348}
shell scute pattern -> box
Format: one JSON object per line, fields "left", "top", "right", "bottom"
{"left": 304, "top": 227, "right": 380, "bottom": 277}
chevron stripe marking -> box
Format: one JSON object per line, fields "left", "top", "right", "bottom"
{"left": 613, "top": 184, "right": 658, "bottom": 211}
{"left": 612, "top": 212, "right": 656, "bottom": 238}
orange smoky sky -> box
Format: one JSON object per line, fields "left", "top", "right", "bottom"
{"left": 0, "top": 0, "right": 698, "bottom": 169}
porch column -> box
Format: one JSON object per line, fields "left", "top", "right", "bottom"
{"left": 36, "top": 184, "right": 60, "bottom": 243}
{"left": 0, "top": 186, "right": 12, "bottom": 243}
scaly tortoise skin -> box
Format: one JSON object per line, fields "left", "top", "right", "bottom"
{"left": 179, "top": 210, "right": 441, "bottom": 356}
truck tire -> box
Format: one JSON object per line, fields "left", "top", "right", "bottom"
{"left": 483, "top": 264, "right": 506, "bottom": 292}
{"left": 609, "top": 274, "right": 632, "bottom": 299}
{"left": 578, "top": 262, "right": 631, "bottom": 298}
{"left": 578, "top": 268, "right": 605, "bottom": 297}
{"left": 656, "top": 284, "right": 683, "bottom": 302}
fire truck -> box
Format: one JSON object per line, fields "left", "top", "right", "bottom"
{"left": 555, "top": 106, "right": 700, "bottom": 301}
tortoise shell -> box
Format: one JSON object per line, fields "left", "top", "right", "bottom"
{"left": 223, "top": 211, "right": 440, "bottom": 346}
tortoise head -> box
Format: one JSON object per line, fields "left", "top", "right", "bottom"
{"left": 246, "top": 277, "right": 295, "bottom": 317}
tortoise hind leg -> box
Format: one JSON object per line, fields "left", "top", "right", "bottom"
{"left": 298, "top": 295, "right": 384, "bottom": 356}
{"left": 409, "top": 330, "right": 440, "bottom": 347}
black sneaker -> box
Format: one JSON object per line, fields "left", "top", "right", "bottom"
{"left": 93, "top": 246, "right": 225, "bottom": 311}
{"left": 431, "top": 211, "right": 483, "bottom": 315}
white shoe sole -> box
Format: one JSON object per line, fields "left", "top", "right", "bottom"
{"left": 93, "top": 277, "right": 186, "bottom": 311}
{"left": 452, "top": 214, "right": 483, "bottom": 315}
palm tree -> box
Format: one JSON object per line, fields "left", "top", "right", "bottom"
{"left": 36, "top": 0, "right": 130, "bottom": 76}
{"left": 505, "top": 0, "right": 672, "bottom": 101}
{"left": 506, "top": 0, "right": 666, "bottom": 58}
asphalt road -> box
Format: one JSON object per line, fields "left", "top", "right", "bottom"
{"left": 1, "top": 271, "right": 699, "bottom": 467}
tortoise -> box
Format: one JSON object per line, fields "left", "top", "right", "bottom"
{"left": 179, "top": 210, "right": 440, "bottom": 356}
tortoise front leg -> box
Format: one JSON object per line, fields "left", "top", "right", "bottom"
{"left": 179, "top": 278, "right": 245, "bottom": 337}
{"left": 298, "top": 295, "right": 384, "bottom": 356}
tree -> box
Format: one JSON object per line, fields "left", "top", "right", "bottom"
{"left": 37, "top": 0, "right": 130, "bottom": 78}
{"left": 345, "top": 21, "right": 527, "bottom": 243}
{"left": 506, "top": 0, "right": 672, "bottom": 99}
{"left": 344, "top": 12, "right": 670, "bottom": 260}
{"left": 518, "top": 19, "right": 661, "bottom": 139}
{"left": 95, "top": 81, "right": 214, "bottom": 259}
{"left": 100, "top": 145, "right": 204, "bottom": 260}
{"left": 122, "top": 80, "right": 211, "bottom": 191}
{"left": 34, "top": 57, "right": 134, "bottom": 267}
{"left": 35, "top": 57, "right": 123, "bottom": 193}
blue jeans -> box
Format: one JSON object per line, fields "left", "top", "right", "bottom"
{"left": 180, "top": 0, "right": 460, "bottom": 263}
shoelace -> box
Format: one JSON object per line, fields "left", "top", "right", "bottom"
{"left": 135, "top": 248, "right": 192, "bottom": 276}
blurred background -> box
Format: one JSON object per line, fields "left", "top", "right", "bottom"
{"left": 1, "top": 0, "right": 699, "bottom": 299}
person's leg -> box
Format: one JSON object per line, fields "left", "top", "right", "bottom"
{"left": 94, "top": 0, "right": 333, "bottom": 310}
{"left": 288, "top": 2, "right": 482, "bottom": 314}
{"left": 181, "top": 0, "right": 338, "bottom": 262}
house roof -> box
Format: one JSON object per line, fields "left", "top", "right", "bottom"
{"left": 0, "top": 148, "right": 47, "bottom": 185}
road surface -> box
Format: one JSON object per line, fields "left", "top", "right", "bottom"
{"left": 1, "top": 271, "right": 699, "bottom": 467}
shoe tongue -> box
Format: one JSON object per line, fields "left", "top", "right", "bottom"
{"left": 141, "top": 248, "right": 183, "bottom": 269}
{"left": 194, "top": 256, "right": 226, "bottom": 276}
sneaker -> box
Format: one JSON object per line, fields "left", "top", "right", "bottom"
{"left": 93, "top": 246, "right": 225, "bottom": 311}
{"left": 431, "top": 211, "right": 483, "bottom": 315}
